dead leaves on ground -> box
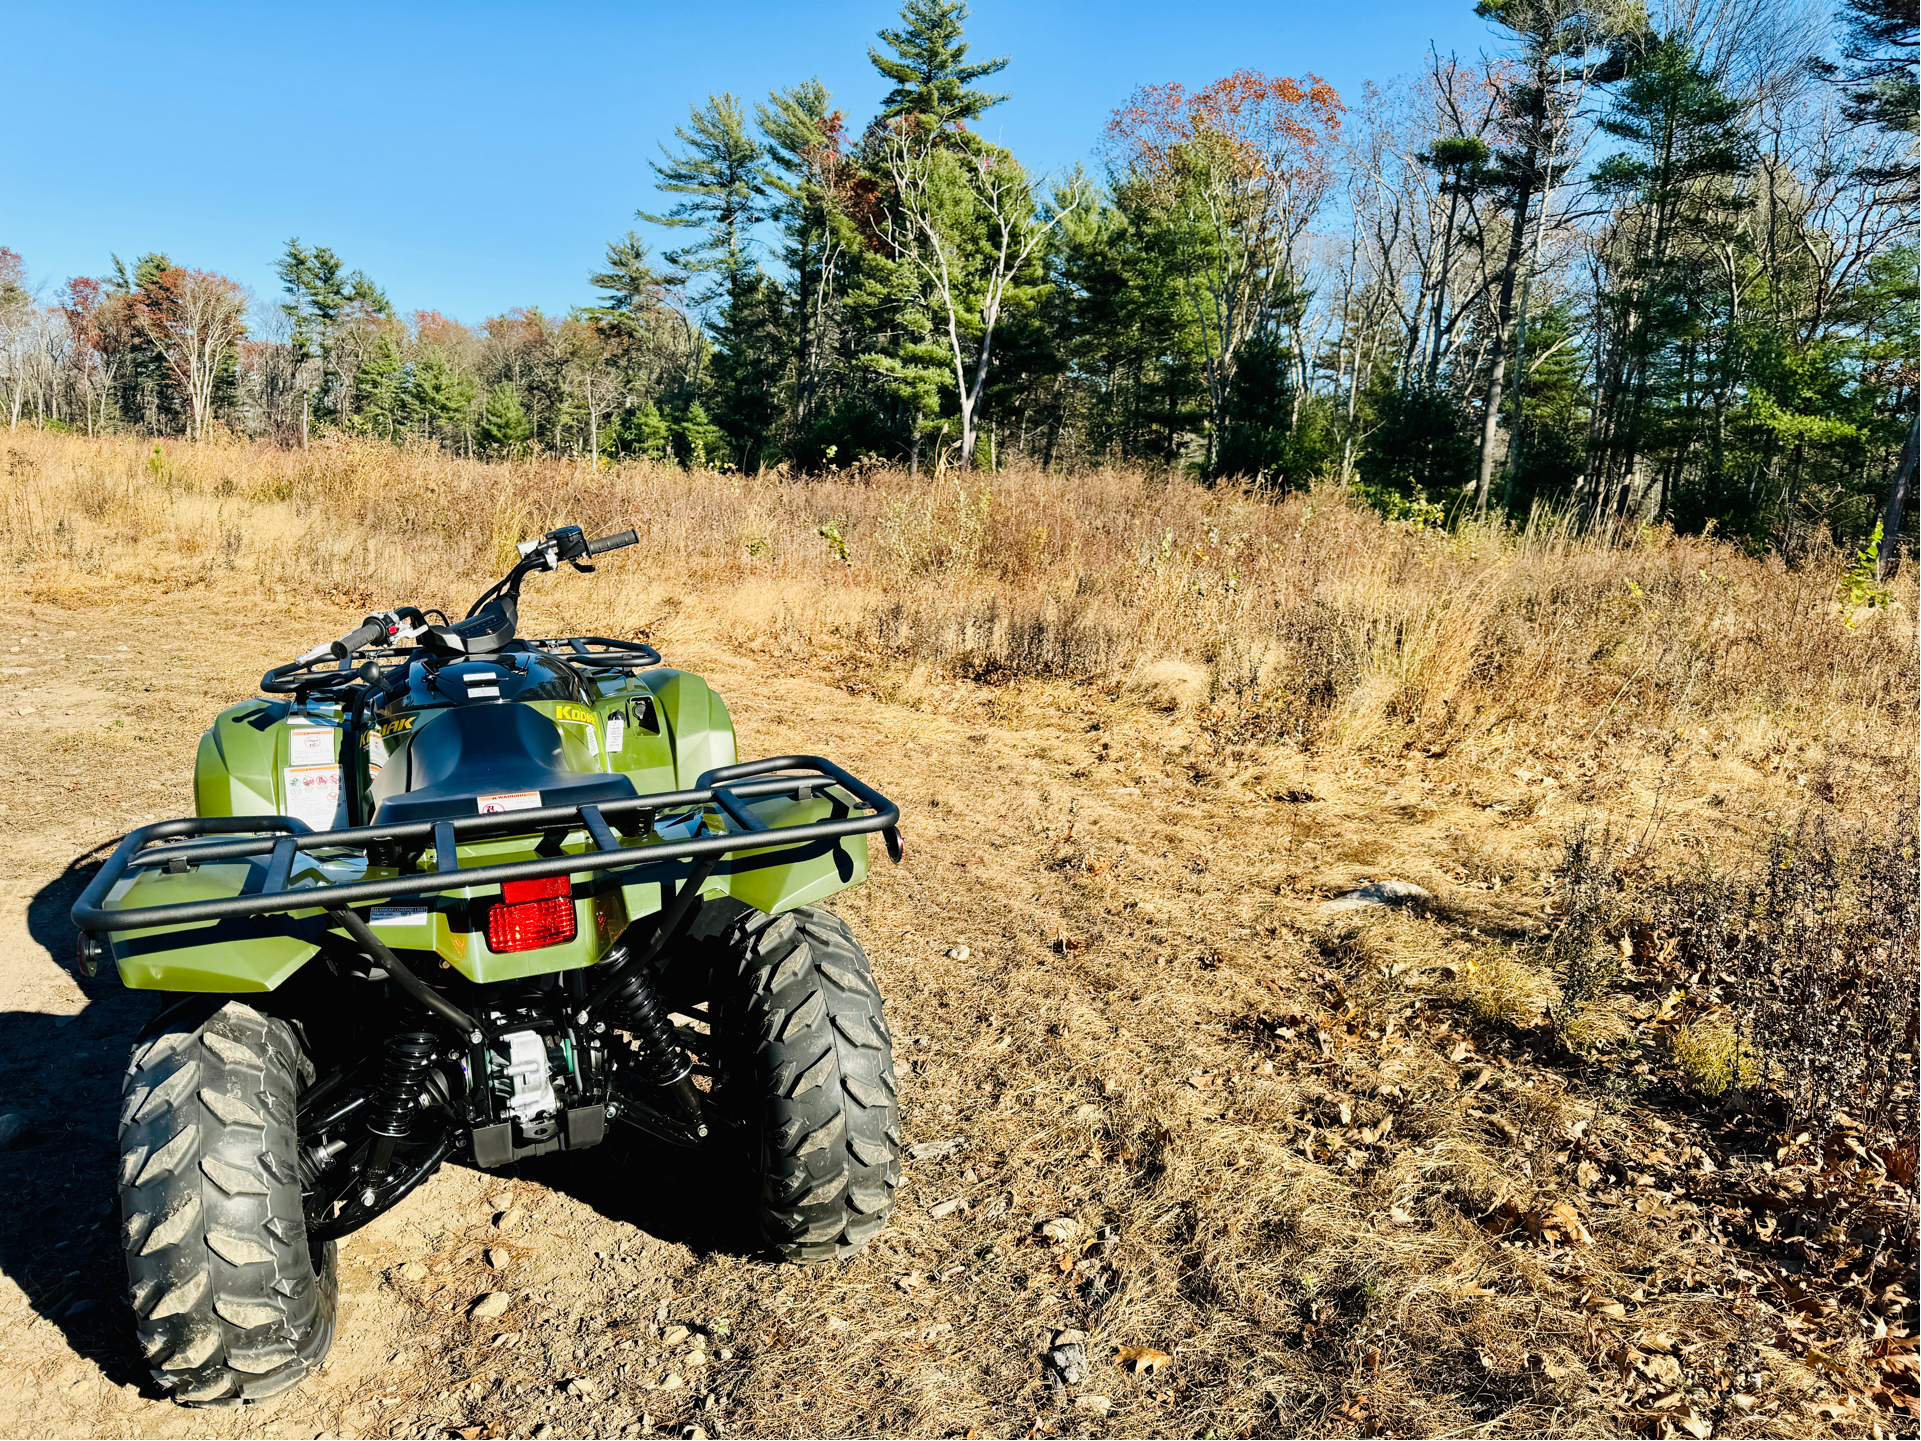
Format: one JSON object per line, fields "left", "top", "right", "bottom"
{"left": 1115, "top": 1344, "right": 1172, "bottom": 1376}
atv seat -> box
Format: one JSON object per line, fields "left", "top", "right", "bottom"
{"left": 375, "top": 703, "right": 637, "bottom": 825}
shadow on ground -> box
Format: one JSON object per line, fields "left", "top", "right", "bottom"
{"left": 1, "top": 853, "right": 160, "bottom": 1393}
{"left": 5, "top": 851, "right": 763, "bottom": 1402}
{"left": 508, "top": 1124, "right": 765, "bottom": 1263}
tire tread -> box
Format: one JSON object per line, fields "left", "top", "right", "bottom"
{"left": 119, "top": 1000, "right": 336, "bottom": 1406}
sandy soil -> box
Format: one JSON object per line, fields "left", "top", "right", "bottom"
{"left": 0, "top": 576, "right": 1898, "bottom": 1440}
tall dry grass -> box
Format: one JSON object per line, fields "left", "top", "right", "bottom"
{"left": 3, "top": 430, "right": 1913, "bottom": 785}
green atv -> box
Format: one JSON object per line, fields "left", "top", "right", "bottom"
{"left": 71, "top": 525, "right": 903, "bottom": 1406}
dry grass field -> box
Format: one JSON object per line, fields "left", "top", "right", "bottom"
{"left": 0, "top": 430, "right": 1913, "bottom": 1440}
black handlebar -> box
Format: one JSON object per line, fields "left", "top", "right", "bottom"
{"left": 331, "top": 617, "right": 390, "bottom": 659}
{"left": 586, "top": 529, "right": 639, "bottom": 557}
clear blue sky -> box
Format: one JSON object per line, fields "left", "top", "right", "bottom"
{"left": 2, "top": 0, "right": 1497, "bottom": 323}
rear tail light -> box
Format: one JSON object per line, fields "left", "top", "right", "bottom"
{"left": 486, "top": 875, "right": 577, "bottom": 953}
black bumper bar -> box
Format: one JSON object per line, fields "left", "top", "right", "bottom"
{"left": 72, "top": 755, "right": 900, "bottom": 934}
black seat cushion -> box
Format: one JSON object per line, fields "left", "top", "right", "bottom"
{"left": 375, "top": 703, "right": 636, "bottom": 825}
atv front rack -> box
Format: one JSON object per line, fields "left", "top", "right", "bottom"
{"left": 72, "top": 756, "right": 900, "bottom": 933}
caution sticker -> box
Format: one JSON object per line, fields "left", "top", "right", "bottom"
{"left": 479, "top": 791, "right": 542, "bottom": 814}
{"left": 282, "top": 765, "right": 343, "bottom": 832}
{"left": 288, "top": 727, "right": 335, "bottom": 765}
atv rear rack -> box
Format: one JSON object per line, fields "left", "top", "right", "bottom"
{"left": 73, "top": 756, "right": 900, "bottom": 934}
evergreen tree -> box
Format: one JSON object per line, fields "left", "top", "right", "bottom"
{"left": 641, "top": 94, "right": 776, "bottom": 464}
{"left": 274, "top": 239, "right": 392, "bottom": 431}
{"left": 870, "top": 0, "right": 1009, "bottom": 127}
{"left": 758, "top": 80, "right": 843, "bottom": 438}
{"left": 107, "top": 252, "right": 180, "bottom": 431}
{"left": 1588, "top": 35, "right": 1752, "bottom": 518}
{"left": 476, "top": 382, "right": 533, "bottom": 457}
{"left": 641, "top": 94, "right": 769, "bottom": 299}
{"left": 1468, "top": 0, "right": 1637, "bottom": 510}
{"left": 586, "top": 232, "right": 669, "bottom": 341}
{"left": 1355, "top": 386, "right": 1478, "bottom": 502}
{"left": 351, "top": 330, "right": 411, "bottom": 440}
{"left": 628, "top": 402, "right": 675, "bottom": 461}
{"left": 410, "top": 346, "right": 475, "bottom": 444}
{"left": 1818, "top": 0, "right": 1919, "bottom": 188}
{"left": 677, "top": 401, "right": 729, "bottom": 467}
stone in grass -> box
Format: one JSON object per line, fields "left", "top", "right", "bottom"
{"left": 489, "top": 1189, "right": 515, "bottom": 1210}
{"left": 394, "top": 1262, "right": 429, "bottom": 1283}
{"left": 0, "top": 1113, "right": 29, "bottom": 1150}
{"left": 495, "top": 1207, "right": 527, "bottom": 1232}
{"left": 1322, "top": 880, "right": 1432, "bottom": 913}
{"left": 1075, "top": 1395, "right": 1113, "bottom": 1416}
{"left": 471, "top": 1292, "right": 513, "bottom": 1319}
{"left": 566, "top": 1376, "right": 599, "bottom": 1399}
{"left": 1046, "top": 1335, "right": 1089, "bottom": 1387}
{"left": 487, "top": 1248, "right": 512, "bottom": 1269}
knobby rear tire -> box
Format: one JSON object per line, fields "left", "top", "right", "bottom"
{"left": 118, "top": 999, "right": 337, "bottom": 1406}
{"left": 721, "top": 906, "right": 901, "bottom": 1261}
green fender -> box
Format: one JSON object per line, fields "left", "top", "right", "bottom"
{"left": 726, "top": 795, "right": 872, "bottom": 916}
{"left": 118, "top": 667, "right": 868, "bottom": 993}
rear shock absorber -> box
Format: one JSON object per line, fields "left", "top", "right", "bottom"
{"left": 604, "top": 962, "right": 707, "bottom": 1137}
{"left": 361, "top": 1029, "right": 439, "bottom": 1204}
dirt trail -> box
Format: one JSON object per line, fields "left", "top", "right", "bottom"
{"left": 0, "top": 578, "right": 1889, "bottom": 1440}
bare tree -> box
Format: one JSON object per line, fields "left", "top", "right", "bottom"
{"left": 136, "top": 268, "right": 249, "bottom": 441}
{"left": 880, "top": 124, "right": 1085, "bottom": 470}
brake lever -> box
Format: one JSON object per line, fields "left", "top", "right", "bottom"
{"left": 568, "top": 560, "right": 597, "bottom": 574}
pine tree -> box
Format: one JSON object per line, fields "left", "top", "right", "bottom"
{"left": 351, "top": 330, "right": 411, "bottom": 440}
{"left": 759, "top": 80, "right": 843, "bottom": 436}
{"left": 410, "top": 347, "right": 474, "bottom": 444}
{"left": 1468, "top": 0, "right": 1637, "bottom": 510}
{"left": 274, "top": 239, "right": 392, "bottom": 433}
{"left": 629, "top": 402, "right": 675, "bottom": 461}
{"left": 641, "top": 94, "right": 769, "bottom": 299}
{"left": 477, "top": 382, "right": 533, "bottom": 457}
{"left": 1588, "top": 35, "right": 1752, "bottom": 518}
{"left": 677, "top": 401, "right": 729, "bottom": 468}
{"left": 1818, "top": 0, "right": 1919, "bottom": 188}
{"left": 586, "top": 232, "right": 668, "bottom": 341}
{"left": 870, "top": 0, "right": 1009, "bottom": 128}
{"left": 641, "top": 95, "right": 776, "bottom": 465}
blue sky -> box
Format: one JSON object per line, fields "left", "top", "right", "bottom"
{"left": 2, "top": 0, "right": 1497, "bottom": 322}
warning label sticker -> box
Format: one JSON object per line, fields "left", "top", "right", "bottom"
{"left": 282, "top": 765, "right": 343, "bottom": 832}
{"left": 478, "top": 791, "right": 542, "bottom": 814}
{"left": 288, "top": 727, "right": 335, "bottom": 765}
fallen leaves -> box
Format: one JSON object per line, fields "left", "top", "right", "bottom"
{"left": 1117, "top": 1345, "right": 1172, "bottom": 1376}
{"left": 1485, "top": 1196, "right": 1594, "bottom": 1248}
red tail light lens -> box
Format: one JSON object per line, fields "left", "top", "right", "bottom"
{"left": 486, "top": 875, "right": 577, "bottom": 953}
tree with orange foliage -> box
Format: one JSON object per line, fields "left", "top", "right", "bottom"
{"left": 134, "top": 268, "right": 248, "bottom": 442}
{"left": 60, "top": 276, "right": 140, "bottom": 437}
{"left": 1103, "top": 71, "right": 1343, "bottom": 474}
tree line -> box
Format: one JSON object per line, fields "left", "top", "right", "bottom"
{"left": 1, "top": 0, "right": 1913, "bottom": 559}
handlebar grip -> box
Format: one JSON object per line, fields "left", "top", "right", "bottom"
{"left": 586, "top": 529, "right": 639, "bottom": 557}
{"left": 330, "top": 618, "right": 389, "bottom": 659}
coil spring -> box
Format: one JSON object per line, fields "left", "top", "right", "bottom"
{"left": 367, "top": 1030, "right": 439, "bottom": 1139}
{"left": 607, "top": 968, "right": 692, "bottom": 1089}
